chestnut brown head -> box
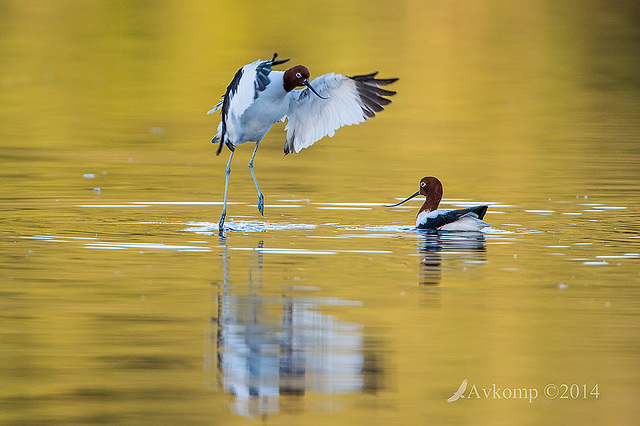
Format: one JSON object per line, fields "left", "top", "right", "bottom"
{"left": 283, "top": 65, "right": 327, "bottom": 99}
{"left": 386, "top": 176, "right": 444, "bottom": 213}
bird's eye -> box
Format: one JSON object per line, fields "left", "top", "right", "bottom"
{"left": 420, "top": 182, "right": 426, "bottom": 187}
{"left": 295, "top": 72, "right": 302, "bottom": 79}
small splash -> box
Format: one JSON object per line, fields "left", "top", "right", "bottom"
{"left": 482, "top": 227, "right": 517, "bottom": 234}
{"left": 184, "top": 220, "right": 317, "bottom": 234}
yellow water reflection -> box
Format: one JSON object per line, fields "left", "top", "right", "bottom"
{"left": 206, "top": 241, "right": 383, "bottom": 417}
{"left": 1, "top": 0, "right": 640, "bottom": 424}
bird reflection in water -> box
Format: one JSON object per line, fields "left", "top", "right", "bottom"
{"left": 418, "top": 231, "right": 487, "bottom": 286}
{"left": 206, "top": 240, "right": 383, "bottom": 418}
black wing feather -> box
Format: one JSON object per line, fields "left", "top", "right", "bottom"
{"left": 417, "top": 206, "right": 489, "bottom": 230}
{"left": 254, "top": 52, "right": 290, "bottom": 99}
{"left": 349, "top": 72, "right": 398, "bottom": 120}
{"left": 215, "top": 67, "right": 244, "bottom": 155}
{"left": 214, "top": 53, "right": 290, "bottom": 155}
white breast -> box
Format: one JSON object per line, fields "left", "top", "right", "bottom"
{"left": 234, "top": 71, "right": 290, "bottom": 143}
{"left": 438, "top": 215, "right": 489, "bottom": 231}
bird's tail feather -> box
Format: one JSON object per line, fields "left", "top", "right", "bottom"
{"left": 207, "top": 101, "right": 223, "bottom": 115}
{"left": 212, "top": 134, "right": 234, "bottom": 156}
{"left": 212, "top": 134, "right": 223, "bottom": 155}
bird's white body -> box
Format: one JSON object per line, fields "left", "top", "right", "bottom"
{"left": 209, "top": 59, "right": 393, "bottom": 154}
{"left": 208, "top": 54, "right": 397, "bottom": 235}
{"left": 208, "top": 62, "right": 289, "bottom": 146}
{"left": 416, "top": 209, "right": 490, "bottom": 231}
{"left": 389, "top": 177, "right": 490, "bottom": 232}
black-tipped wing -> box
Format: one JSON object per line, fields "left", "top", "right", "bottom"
{"left": 417, "top": 206, "right": 489, "bottom": 230}
{"left": 208, "top": 53, "right": 290, "bottom": 155}
{"left": 351, "top": 72, "right": 399, "bottom": 118}
{"left": 284, "top": 72, "right": 397, "bottom": 154}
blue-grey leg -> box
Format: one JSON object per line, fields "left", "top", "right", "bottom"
{"left": 218, "top": 150, "right": 234, "bottom": 236}
{"left": 248, "top": 139, "right": 264, "bottom": 216}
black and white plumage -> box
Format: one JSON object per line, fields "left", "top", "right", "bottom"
{"left": 387, "top": 177, "right": 490, "bottom": 231}
{"left": 207, "top": 53, "right": 398, "bottom": 235}
{"left": 282, "top": 72, "right": 398, "bottom": 154}
{"left": 416, "top": 205, "right": 489, "bottom": 231}
{"left": 208, "top": 54, "right": 291, "bottom": 155}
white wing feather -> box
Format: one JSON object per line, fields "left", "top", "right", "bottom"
{"left": 284, "top": 73, "right": 367, "bottom": 154}
{"left": 208, "top": 60, "right": 262, "bottom": 144}
{"left": 226, "top": 61, "right": 260, "bottom": 122}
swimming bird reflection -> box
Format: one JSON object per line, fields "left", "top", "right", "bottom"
{"left": 418, "top": 231, "right": 487, "bottom": 287}
{"left": 207, "top": 240, "right": 383, "bottom": 418}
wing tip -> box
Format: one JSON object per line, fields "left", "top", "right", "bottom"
{"left": 283, "top": 132, "right": 295, "bottom": 155}
{"left": 270, "top": 52, "right": 290, "bottom": 67}
{"left": 474, "top": 205, "right": 489, "bottom": 220}
{"left": 350, "top": 72, "right": 399, "bottom": 86}
{"left": 351, "top": 73, "right": 398, "bottom": 119}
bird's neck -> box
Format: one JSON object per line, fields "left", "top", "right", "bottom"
{"left": 418, "top": 197, "right": 441, "bottom": 215}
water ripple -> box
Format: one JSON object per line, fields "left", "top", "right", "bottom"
{"left": 183, "top": 220, "right": 317, "bottom": 234}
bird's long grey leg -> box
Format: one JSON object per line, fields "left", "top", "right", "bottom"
{"left": 248, "top": 140, "right": 264, "bottom": 216}
{"left": 218, "top": 150, "right": 234, "bottom": 236}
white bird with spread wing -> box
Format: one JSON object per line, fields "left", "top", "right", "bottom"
{"left": 208, "top": 53, "right": 398, "bottom": 235}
